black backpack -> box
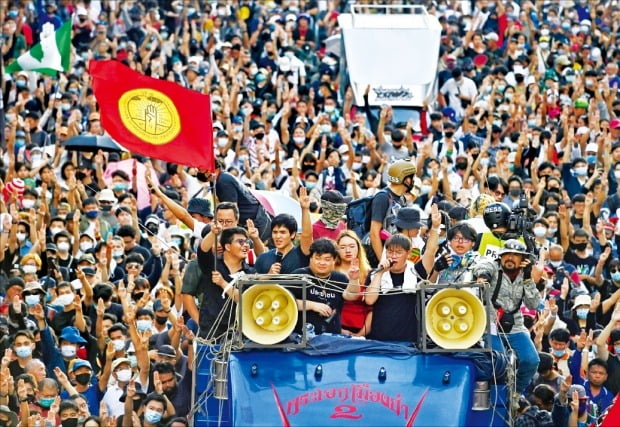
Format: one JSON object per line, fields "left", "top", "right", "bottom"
{"left": 345, "top": 193, "right": 377, "bottom": 240}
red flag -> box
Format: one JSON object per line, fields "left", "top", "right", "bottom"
{"left": 89, "top": 60, "right": 214, "bottom": 171}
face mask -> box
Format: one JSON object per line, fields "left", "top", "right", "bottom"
{"left": 324, "top": 105, "right": 335, "bottom": 113}
{"left": 155, "top": 315, "right": 168, "bottom": 325}
{"left": 25, "top": 294, "right": 40, "bottom": 306}
{"left": 552, "top": 348, "right": 566, "bottom": 358}
{"left": 305, "top": 182, "right": 317, "bottom": 190}
{"left": 217, "top": 138, "right": 228, "bottom": 148}
{"left": 576, "top": 309, "right": 589, "bottom": 319}
{"left": 15, "top": 346, "right": 33, "bottom": 358}
{"left": 549, "top": 260, "right": 562, "bottom": 267}
{"left": 421, "top": 184, "right": 432, "bottom": 195}
{"left": 284, "top": 51, "right": 294, "bottom": 59}
{"left": 113, "top": 182, "right": 128, "bottom": 192}
{"left": 540, "top": 29, "right": 550, "bottom": 36}
{"left": 22, "top": 199, "right": 36, "bottom": 209}
{"left": 352, "top": 162, "right": 363, "bottom": 171}
{"left": 533, "top": 227, "right": 547, "bottom": 238}
{"left": 574, "top": 166, "right": 588, "bottom": 176}
{"left": 136, "top": 319, "right": 152, "bottom": 332}
{"left": 509, "top": 188, "right": 521, "bottom": 197}
{"left": 444, "top": 131, "right": 454, "bottom": 138}
{"left": 233, "top": 125, "right": 243, "bottom": 133}
{"left": 16, "top": 232, "right": 27, "bottom": 242}
{"left": 293, "top": 136, "right": 306, "bottom": 144}
{"left": 113, "top": 249, "right": 124, "bottom": 258}
{"left": 39, "top": 396, "right": 55, "bottom": 408}
{"left": 571, "top": 242, "right": 587, "bottom": 252}
{"left": 62, "top": 418, "right": 78, "bottom": 427}
{"left": 612, "top": 272, "right": 620, "bottom": 282}
{"left": 480, "top": 158, "right": 489, "bottom": 167}
{"left": 113, "top": 339, "right": 125, "bottom": 352}
{"left": 587, "top": 155, "right": 597, "bottom": 164}
{"left": 101, "top": 204, "right": 112, "bottom": 213}
{"left": 23, "top": 265, "right": 37, "bottom": 274}
{"left": 55, "top": 293, "right": 75, "bottom": 307}
{"left": 61, "top": 345, "right": 77, "bottom": 358}
{"left": 144, "top": 409, "right": 162, "bottom": 424}
{"left": 15, "top": 138, "right": 26, "bottom": 147}
{"left": 116, "top": 369, "right": 132, "bottom": 382}
{"left": 127, "top": 354, "right": 138, "bottom": 367}
{"left": 80, "top": 242, "right": 93, "bottom": 252}
{"left": 504, "top": 93, "right": 513, "bottom": 101}
{"left": 438, "top": 237, "right": 447, "bottom": 245}
{"left": 254, "top": 132, "right": 265, "bottom": 140}
{"left": 85, "top": 210, "right": 99, "bottom": 219}
{"left": 74, "top": 373, "right": 91, "bottom": 386}
{"left": 16, "top": 80, "right": 27, "bottom": 88}
{"left": 58, "top": 242, "right": 70, "bottom": 252}
{"left": 320, "top": 124, "right": 332, "bottom": 134}
{"left": 497, "top": 85, "right": 506, "bottom": 93}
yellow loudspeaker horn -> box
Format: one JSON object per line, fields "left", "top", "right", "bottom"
{"left": 425, "top": 289, "right": 487, "bottom": 350}
{"left": 241, "top": 285, "right": 298, "bottom": 345}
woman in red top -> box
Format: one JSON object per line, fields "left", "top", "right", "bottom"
{"left": 335, "top": 230, "right": 372, "bottom": 336}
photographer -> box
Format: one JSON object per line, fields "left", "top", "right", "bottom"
{"left": 473, "top": 240, "right": 543, "bottom": 394}
{"left": 476, "top": 202, "right": 528, "bottom": 260}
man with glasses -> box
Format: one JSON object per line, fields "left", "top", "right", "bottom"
{"left": 196, "top": 225, "right": 256, "bottom": 338}
{"left": 365, "top": 234, "right": 429, "bottom": 342}
{"left": 431, "top": 222, "right": 480, "bottom": 286}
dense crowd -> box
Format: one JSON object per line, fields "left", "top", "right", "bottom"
{"left": 2, "top": 0, "right": 620, "bottom": 426}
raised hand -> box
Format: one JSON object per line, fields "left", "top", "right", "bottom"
{"left": 153, "top": 371, "right": 163, "bottom": 394}
{"left": 299, "top": 185, "right": 311, "bottom": 210}
{"left": 348, "top": 258, "right": 360, "bottom": 281}
{"left": 246, "top": 219, "right": 259, "bottom": 240}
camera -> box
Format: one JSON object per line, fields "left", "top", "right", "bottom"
{"left": 507, "top": 192, "right": 533, "bottom": 235}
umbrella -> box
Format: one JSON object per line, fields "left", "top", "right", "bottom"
{"left": 252, "top": 190, "right": 303, "bottom": 232}
{"left": 104, "top": 159, "right": 158, "bottom": 209}
{"left": 63, "top": 135, "right": 123, "bottom": 153}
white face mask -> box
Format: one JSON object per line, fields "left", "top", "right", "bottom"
{"left": 420, "top": 184, "right": 432, "bottom": 195}
{"left": 293, "top": 136, "right": 305, "bottom": 144}
{"left": 80, "top": 242, "right": 93, "bottom": 252}
{"left": 22, "top": 199, "right": 35, "bottom": 209}
{"left": 113, "top": 339, "right": 125, "bottom": 352}
{"left": 55, "top": 293, "right": 75, "bottom": 307}
{"left": 16, "top": 232, "right": 27, "bottom": 242}
{"left": 50, "top": 227, "right": 63, "bottom": 236}
{"left": 533, "top": 227, "right": 547, "bottom": 238}
{"left": 22, "top": 265, "right": 37, "bottom": 274}
{"left": 116, "top": 369, "right": 132, "bottom": 382}
{"left": 549, "top": 260, "right": 562, "bottom": 267}
{"left": 61, "top": 345, "right": 77, "bottom": 358}
{"left": 217, "top": 137, "right": 228, "bottom": 148}
{"left": 57, "top": 242, "right": 71, "bottom": 252}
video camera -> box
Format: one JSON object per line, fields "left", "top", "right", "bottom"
{"left": 507, "top": 192, "right": 533, "bottom": 235}
{"left": 507, "top": 192, "right": 536, "bottom": 260}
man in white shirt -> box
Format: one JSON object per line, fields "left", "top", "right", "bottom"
{"left": 438, "top": 67, "right": 478, "bottom": 120}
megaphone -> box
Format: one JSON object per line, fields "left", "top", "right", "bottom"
{"left": 425, "top": 288, "right": 486, "bottom": 350}
{"left": 241, "top": 284, "right": 298, "bottom": 345}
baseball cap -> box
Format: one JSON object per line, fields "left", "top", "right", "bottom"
{"left": 70, "top": 359, "right": 93, "bottom": 372}
{"left": 156, "top": 345, "right": 176, "bottom": 358}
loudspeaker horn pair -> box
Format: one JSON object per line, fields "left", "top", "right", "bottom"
{"left": 425, "top": 288, "right": 487, "bottom": 350}
{"left": 241, "top": 284, "right": 298, "bottom": 345}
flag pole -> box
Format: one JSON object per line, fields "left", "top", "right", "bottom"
{"left": 210, "top": 172, "right": 218, "bottom": 272}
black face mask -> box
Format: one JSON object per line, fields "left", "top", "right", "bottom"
{"left": 146, "top": 225, "right": 159, "bottom": 235}
{"left": 509, "top": 188, "right": 521, "bottom": 197}
{"left": 546, "top": 204, "right": 558, "bottom": 212}
{"left": 547, "top": 187, "right": 560, "bottom": 194}
{"left": 455, "top": 161, "right": 468, "bottom": 170}
{"left": 155, "top": 316, "right": 168, "bottom": 325}
{"left": 61, "top": 418, "right": 78, "bottom": 427}
{"left": 444, "top": 131, "right": 454, "bottom": 138}
{"left": 133, "top": 292, "right": 144, "bottom": 301}
{"left": 75, "top": 373, "right": 91, "bottom": 386}
{"left": 254, "top": 132, "right": 265, "bottom": 140}
{"left": 101, "top": 204, "right": 112, "bottom": 212}
{"left": 133, "top": 398, "right": 143, "bottom": 412}
{"left": 570, "top": 242, "right": 587, "bottom": 252}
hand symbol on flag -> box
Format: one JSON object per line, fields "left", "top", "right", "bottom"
{"left": 145, "top": 104, "right": 158, "bottom": 134}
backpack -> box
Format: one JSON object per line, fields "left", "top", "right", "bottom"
{"left": 345, "top": 193, "right": 378, "bottom": 240}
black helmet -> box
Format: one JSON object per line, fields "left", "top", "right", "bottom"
{"left": 483, "top": 202, "right": 511, "bottom": 230}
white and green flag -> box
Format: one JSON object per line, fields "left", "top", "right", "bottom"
{"left": 6, "top": 20, "right": 71, "bottom": 76}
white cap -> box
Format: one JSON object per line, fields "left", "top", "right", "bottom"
{"left": 484, "top": 32, "right": 499, "bottom": 42}
{"left": 585, "top": 143, "right": 598, "bottom": 153}
{"left": 338, "top": 145, "right": 350, "bottom": 154}
{"left": 98, "top": 188, "right": 117, "bottom": 203}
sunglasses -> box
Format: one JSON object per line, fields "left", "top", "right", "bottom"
{"left": 126, "top": 263, "right": 141, "bottom": 269}
{"left": 234, "top": 238, "right": 252, "bottom": 246}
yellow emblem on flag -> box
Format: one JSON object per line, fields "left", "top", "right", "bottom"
{"left": 118, "top": 88, "right": 181, "bottom": 145}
